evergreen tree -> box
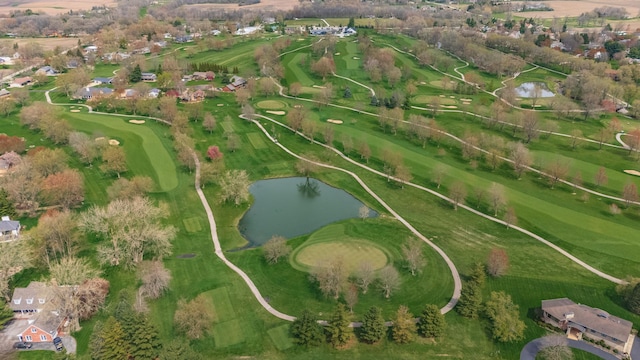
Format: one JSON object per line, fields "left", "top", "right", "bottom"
{"left": 156, "top": 64, "right": 163, "bottom": 75}
{"left": 456, "top": 281, "right": 482, "bottom": 319}
{"left": 348, "top": 17, "right": 355, "bottom": 29}
{"left": 0, "top": 300, "right": 13, "bottom": 330}
{"left": 359, "top": 306, "right": 386, "bottom": 344}
{"left": 130, "top": 64, "right": 142, "bottom": 83}
{"left": 370, "top": 95, "right": 379, "bottom": 107}
{"left": 89, "top": 320, "right": 105, "bottom": 360}
{"left": 0, "top": 189, "right": 17, "bottom": 219}
{"left": 484, "top": 291, "right": 526, "bottom": 342}
{"left": 160, "top": 339, "right": 202, "bottom": 360}
{"left": 91, "top": 317, "right": 130, "bottom": 360}
{"left": 627, "top": 283, "right": 640, "bottom": 314}
{"left": 391, "top": 305, "right": 416, "bottom": 344}
{"left": 417, "top": 304, "right": 446, "bottom": 338}
{"left": 114, "top": 299, "right": 162, "bottom": 360}
{"left": 291, "top": 309, "right": 325, "bottom": 347}
{"left": 326, "top": 303, "right": 354, "bottom": 348}
{"left": 470, "top": 262, "right": 486, "bottom": 286}
{"left": 344, "top": 87, "right": 352, "bottom": 99}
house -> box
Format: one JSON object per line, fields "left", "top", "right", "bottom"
{"left": 541, "top": 298, "right": 634, "bottom": 353}
{"left": 235, "top": 26, "right": 261, "bottom": 36}
{"left": 0, "top": 216, "right": 20, "bottom": 240}
{"left": 0, "top": 89, "right": 10, "bottom": 98}
{"left": 0, "top": 56, "right": 13, "bottom": 65}
{"left": 174, "top": 35, "right": 193, "bottom": 43}
{"left": 66, "top": 59, "right": 80, "bottom": 69}
{"left": 211, "top": 30, "right": 221, "bottom": 36}
{"left": 74, "top": 87, "right": 113, "bottom": 100}
{"left": 11, "top": 77, "right": 32, "bottom": 87}
{"left": 121, "top": 89, "right": 138, "bottom": 98}
{"left": 93, "top": 77, "right": 113, "bottom": 85}
{"left": 141, "top": 72, "right": 157, "bottom": 82}
{"left": 192, "top": 72, "right": 214, "bottom": 81}
{"left": 36, "top": 66, "right": 58, "bottom": 76}
{"left": 148, "top": 88, "right": 161, "bottom": 98}
{"left": 84, "top": 45, "right": 98, "bottom": 53}
{"left": 180, "top": 88, "right": 206, "bottom": 102}
{"left": 222, "top": 75, "right": 247, "bottom": 92}
{"left": 11, "top": 282, "right": 64, "bottom": 343}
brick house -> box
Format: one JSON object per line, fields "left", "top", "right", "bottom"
{"left": 541, "top": 298, "right": 634, "bottom": 354}
{"left": 11, "top": 282, "right": 65, "bottom": 343}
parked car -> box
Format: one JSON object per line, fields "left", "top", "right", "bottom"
{"left": 53, "top": 337, "right": 64, "bottom": 351}
{"left": 13, "top": 342, "right": 32, "bottom": 349}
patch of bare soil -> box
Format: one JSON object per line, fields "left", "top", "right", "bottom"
{"left": 184, "top": 0, "right": 298, "bottom": 11}
{"left": 513, "top": 1, "right": 640, "bottom": 18}
{"left": 0, "top": 38, "right": 79, "bottom": 52}
{"left": 0, "top": 0, "right": 117, "bottom": 16}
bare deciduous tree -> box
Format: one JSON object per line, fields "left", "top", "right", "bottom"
{"left": 313, "top": 257, "right": 346, "bottom": 300}
{"left": 401, "top": 238, "right": 425, "bottom": 276}
{"left": 0, "top": 241, "right": 31, "bottom": 300}
{"left": 139, "top": 261, "right": 171, "bottom": 299}
{"left": 174, "top": 294, "right": 214, "bottom": 339}
{"left": 262, "top": 235, "right": 291, "bottom": 264}
{"left": 509, "top": 142, "right": 532, "bottom": 179}
{"left": 377, "top": 265, "right": 400, "bottom": 298}
{"left": 623, "top": 182, "right": 638, "bottom": 208}
{"left": 355, "top": 261, "right": 375, "bottom": 294}
{"left": 488, "top": 183, "right": 507, "bottom": 217}
{"left": 486, "top": 248, "right": 509, "bottom": 277}
{"left": 218, "top": 170, "right": 251, "bottom": 206}
{"left": 359, "top": 205, "right": 370, "bottom": 220}
{"left": 344, "top": 283, "right": 359, "bottom": 313}
{"left": 449, "top": 181, "right": 467, "bottom": 210}
{"left": 594, "top": 166, "right": 608, "bottom": 188}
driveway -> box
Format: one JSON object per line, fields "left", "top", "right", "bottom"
{"left": 521, "top": 337, "right": 619, "bottom": 360}
{"left": 630, "top": 335, "right": 640, "bottom": 360}
{"left": 0, "top": 319, "right": 76, "bottom": 354}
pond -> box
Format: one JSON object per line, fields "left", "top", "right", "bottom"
{"left": 515, "top": 82, "right": 555, "bottom": 98}
{"left": 238, "top": 177, "right": 378, "bottom": 247}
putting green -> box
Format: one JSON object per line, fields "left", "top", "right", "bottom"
{"left": 255, "top": 100, "right": 286, "bottom": 110}
{"left": 292, "top": 239, "right": 389, "bottom": 274}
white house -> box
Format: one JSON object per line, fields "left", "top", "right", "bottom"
{"left": 0, "top": 216, "right": 20, "bottom": 240}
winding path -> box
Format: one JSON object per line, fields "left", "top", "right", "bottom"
{"left": 520, "top": 337, "right": 618, "bottom": 360}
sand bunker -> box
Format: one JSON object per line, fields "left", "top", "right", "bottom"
{"left": 327, "top": 119, "right": 343, "bottom": 124}
{"left": 94, "top": 137, "right": 105, "bottom": 142}
{"left": 70, "top": 109, "right": 80, "bottom": 113}
{"left": 420, "top": 81, "right": 426, "bottom": 85}
{"left": 129, "top": 120, "right": 145, "bottom": 124}
{"left": 217, "top": 104, "right": 224, "bottom": 107}
{"left": 294, "top": 104, "right": 303, "bottom": 108}
{"left": 449, "top": 96, "right": 455, "bottom": 99}
{"left": 353, "top": 56, "right": 360, "bottom": 60}
{"left": 439, "top": 94, "right": 445, "bottom": 98}
{"left": 460, "top": 98, "right": 472, "bottom": 101}
{"left": 462, "top": 102, "right": 471, "bottom": 105}
{"left": 441, "top": 105, "right": 458, "bottom": 109}
{"left": 266, "top": 110, "right": 285, "bottom": 115}
{"left": 312, "top": 85, "right": 326, "bottom": 89}
{"left": 335, "top": 52, "right": 340, "bottom": 55}
{"left": 109, "top": 139, "right": 120, "bottom": 146}
{"left": 624, "top": 170, "right": 640, "bottom": 177}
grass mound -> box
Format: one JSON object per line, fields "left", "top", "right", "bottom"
{"left": 182, "top": 217, "right": 202, "bottom": 233}
{"left": 255, "top": 100, "right": 286, "bottom": 110}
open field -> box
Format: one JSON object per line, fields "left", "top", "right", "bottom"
{"left": 183, "top": 0, "right": 298, "bottom": 12}
{"left": 512, "top": 0, "right": 640, "bottom": 18}
{"left": 0, "top": 37, "right": 78, "bottom": 52}
{"left": 0, "top": 0, "right": 117, "bottom": 16}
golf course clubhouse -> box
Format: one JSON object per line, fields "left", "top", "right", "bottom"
{"left": 541, "top": 298, "right": 634, "bottom": 353}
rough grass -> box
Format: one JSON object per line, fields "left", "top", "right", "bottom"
{"left": 413, "top": 95, "right": 457, "bottom": 105}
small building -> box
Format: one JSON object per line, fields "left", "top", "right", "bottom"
{"left": 36, "top": 66, "right": 58, "bottom": 76}
{"left": 10, "top": 282, "right": 49, "bottom": 318}
{"left": 84, "top": 45, "right": 98, "bottom": 52}
{"left": 235, "top": 26, "right": 261, "bottom": 36}
{"left": 148, "top": 88, "right": 161, "bottom": 98}
{"left": 0, "top": 88, "right": 10, "bottom": 98}
{"left": 11, "top": 77, "right": 32, "bottom": 87}
{"left": 0, "top": 56, "right": 13, "bottom": 65}
{"left": 141, "top": 73, "right": 157, "bottom": 82}
{"left": 0, "top": 216, "right": 20, "bottom": 240}
{"left": 192, "top": 71, "right": 214, "bottom": 81}
{"left": 541, "top": 298, "right": 634, "bottom": 354}
{"left": 93, "top": 77, "right": 113, "bottom": 85}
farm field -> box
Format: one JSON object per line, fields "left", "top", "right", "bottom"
{"left": 512, "top": 0, "right": 640, "bottom": 18}
{"left": 7, "top": 22, "right": 640, "bottom": 360}
{"left": 0, "top": 0, "right": 117, "bottom": 16}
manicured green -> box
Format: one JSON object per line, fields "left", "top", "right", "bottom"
{"left": 267, "top": 324, "right": 295, "bottom": 351}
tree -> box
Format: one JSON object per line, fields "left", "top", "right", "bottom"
{"left": 33, "top": 210, "right": 79, "bottom": 265}
{"left": 449, "top": 181, "right": 467, "bottom": 210}
{"left": 355, "top": 261, "right": 375, "bottom": 294}
{"left": 358, "top": 142, "right": 371, "bottom": 163}
{"left": 538, "top": 335, "right": 574, "bottom": 360}
{"left": 262, "top": 235, "right": 291, "bottom": 264}
{"left": 358, "top": 205, "right": 370, "bottom": 220}
{"left": 301, "top": 119, "right": 317, "bottom": 143}
{"left": 286, "top": 107, "right": 305, "bottom": 133}
{"left": 313, "top": 257, "right": 346, "bottom": 299}
{"left": 202, "top": 113, "right": 217, "bottom": 134}
{"left": 291, "top": 309, "right": 324, "bottom": 347}
{"left": 174, "top": 294, "right": 214, "bottom": 339}
{"left": 75, "top": 278, "right": 110, "bottom": 321}
{"left": 569, "top": 129, "right": 583, "bottom": 150}
{"left": 623, "top": 182, "right": 638, "bottom": 208}
{"left": 544, "top": 158, "right": 570, "bottom": 189}
{"left": 377, "top": 265, "right": 400, "bottom": 298}
{"left": 91, "top": 317, "right": 130, "bottom": 360}
{"left": 359, "top": 306, "right": 386, "bottom": 343}
{"left": 0, "top": 300, "right": 13, "bottom": 331}
{"left": 488, "top": 183, "right": 507, "bottom": 216}
{"left": 80, "top": 197, "right": 175, "bottom": 268}
{"left": 101, "top": 146, "right": 128, "bottom": 178}
{"left": 218, "top": 169, "right": 250, "bottom": 206}
{"left": 323, "top": 125, "right": 335, "bottom": 146}
{"left": 522, "top": 111, "right": 539, "bottom": 143}
{"left": 139, "top": 261, "right": 171, "bottom": 299}
{"left": 391, "top": 305, "right": 416, "bottom": 344}
{"left": 0, "top": 189, "right": 16, "bottom": 219}
{"left": 484, "top": 291, "right": 526, "bottom": 342}
{"left": 41, "top": 169, "right": 84, "bottom": 209}
{"left": 20, "top": 101, "right": 56, "bottom": 130}
{"left": 106, "top": 176, "right": 154, "bottom": 200}
{"left": 68, "top": 132, "right": 100, "bottom": 165}
{"left": 114, "top": 300, "right": 162, "bottom": 360}
{"left": 0, "top": 134, "right": 25, "bottom": 154}
{"left": 226, "top": 133, "right": 240, "bottom": 153}
{"left": 311, "top": 56, "right": 335, "bottom": 81}
{"left": 486, "top": 248, "right": 509, "bottom": 277}
{"left": 130, "top": 64, "right": 142, "bottom": 83}
{"left": 206, "top": 145, "right": 223, "bottom": 161}
{"left": 417, "top": 304, "right": 446, "bottom": 338}
{"left": 504, "top": 207, "right": 518, "bottom": 228}
{"left": 344, "top": 283, "right": 359, "bottom": 313}
{"left": 509, "top": 142, "right": 532, "bottom": 179}
{"left": 159, "top": 339, "right": 200, "bottom": 360}
{"left": 186, "top": 102, "right": 205, "bottom": 123}
{"left": 401, "top": 238, "right": 425, "bottom": 276}
{"left": 326, "top": 303, "right": 354, "bottom": 348}
{"left": 0, "top": 241, "right": 31, "bottom": 300}
{"left": 431, "top": 164, "right": 446, "bottom": 189}
{"left": 594, "top": 166, "right": 608, "bottom": 188}
{"left": 0, "top": 97, "right": 15, "bottom": 117}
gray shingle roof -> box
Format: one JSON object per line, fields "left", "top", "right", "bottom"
{"left": 10, "top": 282, "right": 49, "bottom": 312}
{"left": 0, "top": 219, "right": 20, "bottom": 232}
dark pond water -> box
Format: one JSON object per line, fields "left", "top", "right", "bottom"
{"left": 515, "top": 82, "right": 555, "bottom": 98}
{"left": 238, "top": 177, "right": 378, "bottom": 246}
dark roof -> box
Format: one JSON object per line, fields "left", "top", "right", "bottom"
{"left": 542, "top": 298, "right": 633, "bottom": 341}
{"left": 94, "top": 77, "right": 112, "bottom": 83}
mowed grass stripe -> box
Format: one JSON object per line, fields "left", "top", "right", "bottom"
{"left": 267, "top": 324, "right": 294, "bottom": 351}
{"left": 221, "top": 121, "right": 234, "bottom": 133}
{"left": 202, "top": 287, "right": 236, "bottom": 323}
{"left": 212, "top": 319, "right": 245, "bottom": 348}
{"left": 246, "top": 133, "right": 268, "bottom": 149}
{"left": 65, "top": 113, "right": 178, "bottom": 192}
